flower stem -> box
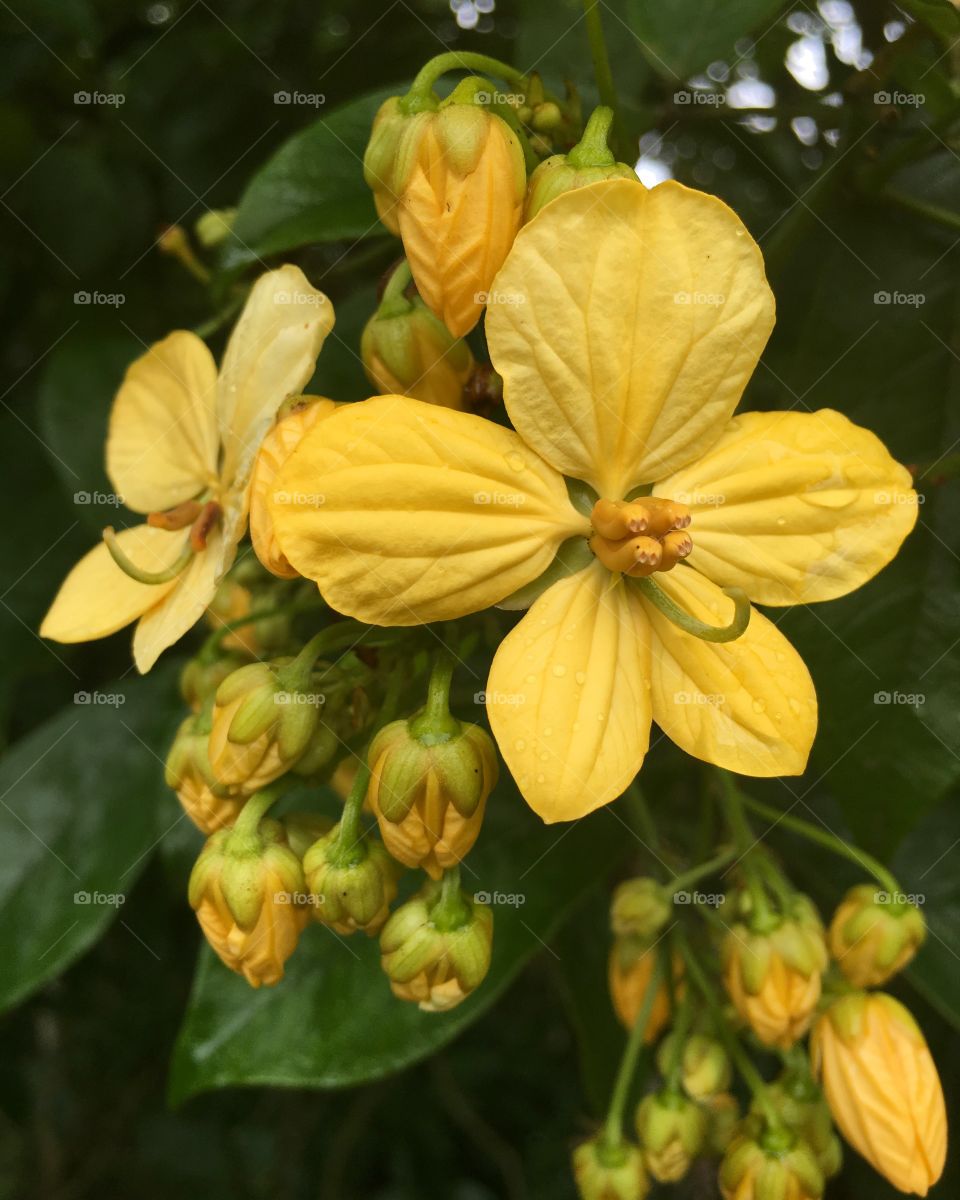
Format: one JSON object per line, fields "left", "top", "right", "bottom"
{"left": 736, "top": 791, "right": 901, "bottom": 896}
{"left": 667, "top": 846, "right": 736, "bottom": 897}
{"left": 409, "top": 647, "right": 460, "bottom": 740}
{"left": 582, "top": 0, "right": 621, "bottom": 149}
{"left": 601, "top": 954, "right": 663, "bottom": 1152}
{"left": 227, "top": 785, "right": 284, "bottom": 854}
{"left": 882, "top": 188, "right": 960, "bottom": 232}
{"left": 567, "top": 105, "right": 616, "bottom": 168}
{"left": 431, "top": 864, "right": 471, "bottom": 931}
{"left": 402, "top": 51, "right": 528, "bottom": 112}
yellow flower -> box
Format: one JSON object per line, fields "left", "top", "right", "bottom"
{"left": 811, "top": 992, "right": 946, "bottom": 1195}
{"left": 269, "top": 180, "right": 916, "bottom": 821}
{"left": 41, "top": 265, "right": 333, "bottom": 672}
{"left": 249, "top": 396, "right": 337, "bottom": 579}
{"left": 722, "top": 898, "right": 827, "bottom": 1049}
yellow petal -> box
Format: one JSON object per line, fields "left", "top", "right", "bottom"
{"left": 487, "top": 178, "right": 775, "bottom": 497}
{"left": 40, "top": 525, "right": 184, "bottom": 643}
{"left": 132, "top": 527, "right": 234, "bottom": 673}
{"left": 486, "top": 562, "right": 652, "bottom": 822}
{"left": 641, "top": 567, "right": 816, "bottom": 776}
{"left": 106, "top": 331, "right": 219, "bottom": 513}
{"left": 656, "top": 409, "right": 918, "bottom": 605}
{"left": 271, "top": 395, "right": 587, "bottom": 625}
{"left": 217, "top": 264, "right": 335, "bottom": 490}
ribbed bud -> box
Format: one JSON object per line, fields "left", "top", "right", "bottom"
{"left": 164, "top": 714, "right": 244, "bottom": 834}
{"left": 810, "top": 991, "right": 946, "bottom": 1195}
{"left": 208, "top": 660, "right": 322, "bottom": 792}
{"left": 367, "top": 716, "right": 497, "bottom": 879}
{"left": 303, "top": 827, "right": 399, "bottom": 935}
{"left": 722, "top": 895, "right": 827, "bottom": 1049}
{"left": 827, "top": 884, "right": 926, "bottom": 987}
{"left": 180, "top": 651, "right": 248, "bottom": 711}
{"left": 282, "top": 811, "right": 334, "bottom": 859}
{"left": 656, "top": 1033, "right": 731, "bottom": 1100}
{"left": 250, "top": 396, "right": 336, "bottom": 578}
{"left": 572, "top": 1136, "right": 649, "bottom": 1200}
{"left": 719, "top": 1128, "right": 824, "bottom": 1200}
{"left": 188, "top": 817, "right": 307, "bottom": 987}
{"left": 361, "top": 294, "right": 473, "bottom": 409}
{"left": 362, "top": 96, "right": 434, "bottom": 235}
{"left": 634, "top": 1090, "right": 707, "bottom": 1183}
{"left": 379, "top": 880, "right": 493, "bottom": 1012}
{"left": 610, "top": 877, "right": 671, "bottom": 940}
{"left": 525, "top": 155, "right": 637, "bottom": 222}
{"left": 395, "top": 83, "right": 526, "bottom": 336}
{"left": 608, "top": 936, "right": 683, "bottom": 1041}
{"left": 756, "top": 1075, "right": 842, "bottom": 1180}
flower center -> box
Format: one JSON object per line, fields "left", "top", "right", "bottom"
{"left": 589, "top": 497, "right": 692, "bottom": 578}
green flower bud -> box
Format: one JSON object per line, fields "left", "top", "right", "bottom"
{"left": 194, "top": 207, "right": 236, "bottom": 248}
{"left": 180, "top": 651, "right": 248, "bottom": 711}
{"left": 524, "top": 106, "right": 637, "bottom": 222}
{"left": 610, "top": 877, "right": 671, "bottom": 940}
{"left": 634, "top": 1090, "right": 707, "bottom": 1183}
{"left": 572, "top": 1135, "right": 649, "bottom": 1200}
{"left": 719, "top": 1125, "right": 824, "bottom": 1200}
{"left": 379, "top": 878, "right": 493, "bottom": 1011}
{"left": 363, "top": 96, "right": 434, "bottom": 234}
{"left": 656, "top": 1033, "right": 731, "bottom": 1100}
{"left": 303, "top": 826, "right": 399, "bottom": 935}
{"left": 757, "top": 1073, "right": 842, "bottom": 1180}
{"left": 828, "top": 883, "right": 926, "bottom": 987}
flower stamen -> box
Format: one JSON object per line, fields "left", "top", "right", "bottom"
{"left": 189, "top": 500, "right": 222, "bottom": 552}
{"left": 147, "top": 500, "right": 204, "bottom": 531}
{"left": 590, "top": 497, "right": 693, "bottom": 577}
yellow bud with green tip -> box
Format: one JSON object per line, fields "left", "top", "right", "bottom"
{"left": 303, "top": 825, "right": 399, "bottom": 935}
{"left": 656, "top": 1032, "right": 731, "bottom": 1100}
{"left": 165, "top": 712, "right": 244, "bottom": 834}
{"left": 610, "top": 877, "right": 671, "bottom": 939}
{"left": 827, "top": 883, "right": 926, "bottom": 987}
{"left": 719, "top": 1123, "right": 824, "bottom": 1200}
{"left": 572, "top": 1135, "right": 649, "bottom": 1200}
{"left": 634, "top": 1089, "right": 707, "bottom": 1183}
{"left": 524, "top": 106, "right": 638, "bottom": 222}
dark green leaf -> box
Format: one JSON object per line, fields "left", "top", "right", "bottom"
{"left": 0, "top": 662, "right": 182, "bottom": 1012}
{"left": 219, "top": 90, "right": 395, "bottom": 275}
{"left": 897, "top": 0, "right": 960, "bottom": 43}
{"left": 169, "top": 785, "right": 629, "bottom": 1099}
{"left": 626, "top": 0, "right": 786, "bottom": 80}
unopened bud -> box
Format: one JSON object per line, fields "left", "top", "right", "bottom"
{"left": 634, "top": 1090, "right": 707, "bottom": 1183}
{"left": 610, "top": 877, "right": 671, "bottom": 939}
{"left": 164, "top": 714, "right": 244, "bottom": 834}
{"left": 524, "top": 106, "right": 637, "bottom": 222}
{"left": 656, "top": 1033, "right": 731, "bottom": 1100}
{"left": 828, "top": 883, "right": 925, "bottom": 987}
{"left": 194, "top": 207, "right": 237, "bottom": 247}
{"left": 608, "top": 937, "right": 682, "bottom": 1041}
{"left": 572, "top": 1135, "right": 649, "bottom": 1200}
{"left": 303, "top": 827, "right": 399, "bottom": 934}
{"left": 719, "top": 1122, "right": 823, "bottom": 1200}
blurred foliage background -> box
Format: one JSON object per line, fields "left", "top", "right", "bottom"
{"left": 2, "top": 0, "right": 960, "bottom": 1196}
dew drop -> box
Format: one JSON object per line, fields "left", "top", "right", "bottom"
{"left": 506, "top": 452, "right": 526, "bottom": 472}
{"left": 575, "top": 671, "right": 586, "bottom": 685}
{"left": 552, "top": 664, "right": 567, "bottom": 677}
{"left": 514, "top": 739, "right": 526, "bottom": 751}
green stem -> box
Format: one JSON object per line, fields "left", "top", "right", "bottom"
{"left": 202, "top": 598, "right": 325, "bottom": 656}
{"left": 677, "top": 933, "right": 783, "bottom": 1133}
{"left": 623, "top": 781, "right": 662, "bottom": 858}
{"left": 377, "top": 259, "right": 414, "bottom": 319}
{"left": 582, "top": 0, "right": 620, "bottom": 147}
{"left": 103, "top": 526, "right": 193, "bottom": 584}
{"left": 227, "top": 785, "right": 283, "bottom": 853}
{"left": 736, "top": 792, "right": 901, "bottom": 896}
{"left": 632, "top": 578, "right": 751, "bottom": 644}
{"left": 402, "top": 51, "right": 529, "bottom": 112}
{"left": 667, "top": 847, "right": 736, "bottom": 897}
{"left": 663, "top": 980, "right": 694, "bottom": 1094}
{"left": 567, "top": 105, "right": 616, "bottom": 168}
{"left": 431, "top": 864, "right": 471, "bottom": 931}
{"left": 601, "top": 955, "right": 663, "bottom": 1151}
{"left": 882, "top": 187, "right": 960, "bottom": 233}
{"left": 409, "top": 647, "right": 460, "bottom": 739}
{"left": 331, "top": 759, "right": 373, "bottom": 866}
{"left": 716, "top": 772, "right": 778, "bottom": 932}
{"left": 277, "top": 624, "right": 376, "bottom": 692}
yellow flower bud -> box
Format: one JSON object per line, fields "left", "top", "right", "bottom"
{"left": 367, "top": 713, "right": 498, "bottom": 879}
{"left": 827, "top": 883, "right": 926, "bottom": 987}
{"left": 524, "top": 107, "right": 637, "bottom": 222}
{"left": 303, "top": 827, "right": 399, "bottom": 935}
{"left": 656, "top": 1032, "right": 731, "bottom": 1100}
{"left": 379, "top": 878, "right": 493, "bottom": 1012}
{"left": 396, "top": 84, "right": 526, "bottom": 336}
{"left": 361, "top": 286, "right": 473, "bottom": 410}
{"left": 634, "top": 1090, "right": 707, "bottom": 1183}
{"left": 362, "top": 96, "right": 433, "bottom": 235}
{"left": 722, "top": 896, "right": 827, "bottom": 1049}
{"left": 249, "top": 396, "right": 337, "bottom": 578}
{"left": 610, "top": 877, "right": 671, "bottom": 940}
{"left": 572, "top": 1135, "right": 649, "bottom": 1200}
{"left": 608, "top": 937, "right": 682, "bottom": 1041}
{"left": 719, "top": 1127, "right": 824, "bottom": 1200}
{"left": 165, "top": 714, "right": 244, "bottom": 834}
{"left": 188, "top": 815, "right": 307, "bottom": 987}
{"left": 205, "top": 578, "right": 261, "bottom": 655}
{"left": 180, "top": 651, "right": 248, "bottom": 711}
{"left": 208, "top": 659, "right": 322, "bottom": 792}
{"left": 756, "top": 1073, "right": 842, "bottom": 1180}
{"left": 810, "top": 991, "right": 946, "bottom": 1195}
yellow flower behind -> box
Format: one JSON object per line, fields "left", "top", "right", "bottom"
{"left": 269, "top": 180, "right": 916, "bottom": 822}
{"left": 41, "top": 265, "right": 333, "bottom": 672}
